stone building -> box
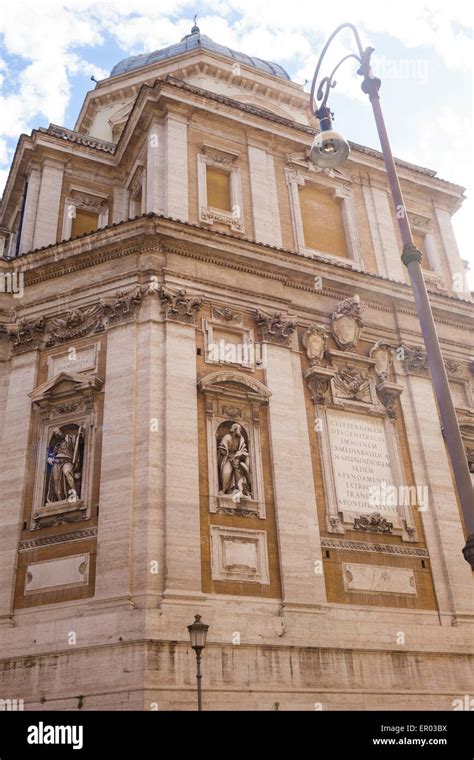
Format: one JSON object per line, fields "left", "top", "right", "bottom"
{"left": 0, "top": 25, "right": 473, "bottom": 711}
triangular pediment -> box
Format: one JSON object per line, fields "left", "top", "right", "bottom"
{"left": 29, "top": 372, "right": 103, "bottom": 403}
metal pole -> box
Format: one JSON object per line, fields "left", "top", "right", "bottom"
{"left": 196, "top": 651, "right": 203, "bottom": 711}
{"left": 362, "top": 75, "right": 474, "bottom": 564}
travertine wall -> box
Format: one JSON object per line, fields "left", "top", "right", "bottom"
{"left": 0, "top": 44, "right": 472, "bottom": 712}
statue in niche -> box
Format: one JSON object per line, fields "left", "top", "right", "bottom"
{"left": 44, "top": 424, "right": 84, "bottom": 504}
{"left": 217, "top": 421, "right": 252, "bottom": 497}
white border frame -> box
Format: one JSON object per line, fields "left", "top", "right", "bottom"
{"left": 197, "top": 152, "right": 244, "bottom": 232}
{"left": 24, "top": 553, "right": 90, "bottom": 594}
{"left": 203, "top": 317, "right": 255, "bottom": 369}
{"left": 312, "top": 393, "right": 417, "bottom": 542}
{"left": 210, "top": 525, "right": 270, "bottom": 584}
{"left": 62, "top": 195, "right": 109, "bottom": 240}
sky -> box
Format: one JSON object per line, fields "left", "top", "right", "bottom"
{"left": 0, "top": 0, "right": 472, "bottom": 284}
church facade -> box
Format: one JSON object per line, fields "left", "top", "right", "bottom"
{"left": 0, "top": 26, "right": 473, "bottom": 711}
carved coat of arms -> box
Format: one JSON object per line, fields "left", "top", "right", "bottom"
{"left": 331, "top": 295, "right": 364, "bottom": 352}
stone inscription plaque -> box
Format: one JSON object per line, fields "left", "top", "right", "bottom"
{"left": 342, "top": 563, "right": 417, "bottom": 595}
{"left": 48, "top": 346, "right": 97, "bottom": 378}
{"left": 326, "top": 409, "right": 396, "bottom": 514}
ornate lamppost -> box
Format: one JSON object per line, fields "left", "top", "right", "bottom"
{"left": 187, "top": 615, "right": 209, "bottom": 711}
{"left": 308, "top": 23, "right": 473, "bottom": 567}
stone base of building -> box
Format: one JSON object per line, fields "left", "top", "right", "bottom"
{"left": 1, "top": 598, "right": 472, "bottom": 711}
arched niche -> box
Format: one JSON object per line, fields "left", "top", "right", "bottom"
{"left": 198, "top": 370, "right": 271, "bottom": 517}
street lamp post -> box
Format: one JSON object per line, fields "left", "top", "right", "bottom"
{"left": 187, "top": 614, "right": 209, "bottom": 711}
{"left": 308, "top": 23, "right": 474, "bottom": 567}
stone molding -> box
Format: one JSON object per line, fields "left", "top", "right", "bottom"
{"left": 1, "top": 284, "right": 146, "bottom": 353}
{"left": 158, "top": 285, "right": 203, "bottom": 324}
{"left": 19, "top": 527, "right": 98, "bottom": 551}
{"left": 255, "top": 309, "right": 296, "bottom": 346}
{"left": 320, "top": 537, "right": 429, "bottom": 558}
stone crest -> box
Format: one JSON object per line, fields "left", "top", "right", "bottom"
{"left": 333, "top": 365, "right": 371, "bottom": 403}
{"left": 370, "top": 341, "right": 392, "bottom": 380}
{"left": 331, "top": 295, "right": 364, "bottom": 351}
{"left": 302, "top": 324, "right": 328, "bottom": 366}
{"left": 353, "top": 513, "right": 393, "bottom": 534}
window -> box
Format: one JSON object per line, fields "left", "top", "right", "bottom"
{"left": 128, "top": 168, "right": 144, "bottom": 218}
{"left": 203, "top": 312, "right": 256, "bottom": 369}
{"left": 0, "top": 234, "right": 7, "bottom": 257}
{"left": 71, "top": 209, "right": 99, "bottom": 238}
{"left": 412, "top": 230, "right": 432, "bottom": 272}
{"left": 206, "top": 166, "right": 232, "bottom": 212}
{"left": 198, "top": 147, "right": 244, "bottom": 232}
{"left": 299, "top": 185, "right": 348, "bottom": 258}
{"left": 286, "top": 165, "right": 363, "bottom": 269}
{"left": 62, "top": 193, "right": 109, "bottom": 241}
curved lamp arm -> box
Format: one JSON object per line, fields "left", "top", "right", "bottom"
{"left": 309, "top": 22, "right": 375, "bottom": 116}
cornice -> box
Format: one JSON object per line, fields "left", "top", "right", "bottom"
{"left": 320, "top": 537, "right": 429, "bottom": 558}
{"left": 39, "top": 125, "right": 116, "bottom": 154}
{"left": 2, "top": 214, "right": 472, "bottom": 335}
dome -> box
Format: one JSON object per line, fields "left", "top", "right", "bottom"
{"left": 110, "top": 26, "right": 291, "bottom": 81}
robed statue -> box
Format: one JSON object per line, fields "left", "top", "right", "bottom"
{"left": 45, "top": 425, "right": 84, "bottom": 504}
{"left": 217, "top": 422, "right": 252, "bottom": 497}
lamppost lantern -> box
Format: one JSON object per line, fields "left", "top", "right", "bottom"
{"left": 310, "top": 127, "right": 350, "bottom": 168}
{"left": 187, "top": 615, "right": 209, "bottom": 711}
{"left": 310, "top": 104, "right": 350, "bottom": 169}
{"left": 187, "top": 614, "right": 209, "bottom": 652}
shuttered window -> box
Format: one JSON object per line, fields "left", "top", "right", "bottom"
{"left": 206, "top": 166, "right": 232, "bottom": 212}
{"left": 412, "top": 230, "right": 432, "bottom": 271}
{"left": 71, "top": 209, "right": 99, "bottom": 238}
{"left": 299, "top": 185, "right": 348, "bottom": 257}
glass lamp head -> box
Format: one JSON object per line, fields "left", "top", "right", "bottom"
{"left": 187, "top": 614, "right": 209, "bottom": 651}
{"left": 309, "top": 129, "right": 350, "bottom": 168}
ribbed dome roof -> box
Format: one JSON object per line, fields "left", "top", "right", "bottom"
{"left": 110, "top": 26, "right": 291, "bottom": 80}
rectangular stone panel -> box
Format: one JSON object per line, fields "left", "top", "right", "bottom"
{"left": 24, "top": 554, "right": 89, "bottom": 594}
{"left": 326, "top": 409, "right": 396, "bottom": 515}
{"left": 342, "top": 562, "right": 417, "bottom": 595}
{"left": 47, "top": 344, "right": 99, "bottom": 378}
{"left": 211, "top": 526, "right": 269, "bottom": 584}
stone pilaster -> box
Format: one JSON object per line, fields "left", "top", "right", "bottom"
{"left": 362, "top": 184, "right": 405, "bottom": 282}
{"left": 0, "top": 349, "right": 38, "bottom": 619}
{"left": 163, "top": 318, "right": 202, "bottom": 596}
{"left": 130, "top": 300, "right": 166, "bottom": 607}
{"left": 145, "top": 120, "right": 164, "bottom": 215}
{"left": 398, "top": 369, "right": 474, "bottom": 622}
{"left": 248, "top": 145, "right": 282, "bottom": 247}
{"left": 112, "top": 186, "right": 129, "bottom": 224}
{"left": 32, "top": 160, "right": 65, "bottom": 250}
{"left": 435, "top": 207, "right": 471, "bottom": 298}
{"left": 264, "top": 343, "right": 326, "bottom": 606}
{"left": 19, "top": 165, "right": 41, "bottom": 254}
{"left": 164, "top": 115, "right": 188, "bottom": 221}
{"left": 94, "top": 321, "right": 137, "bottom": 605}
